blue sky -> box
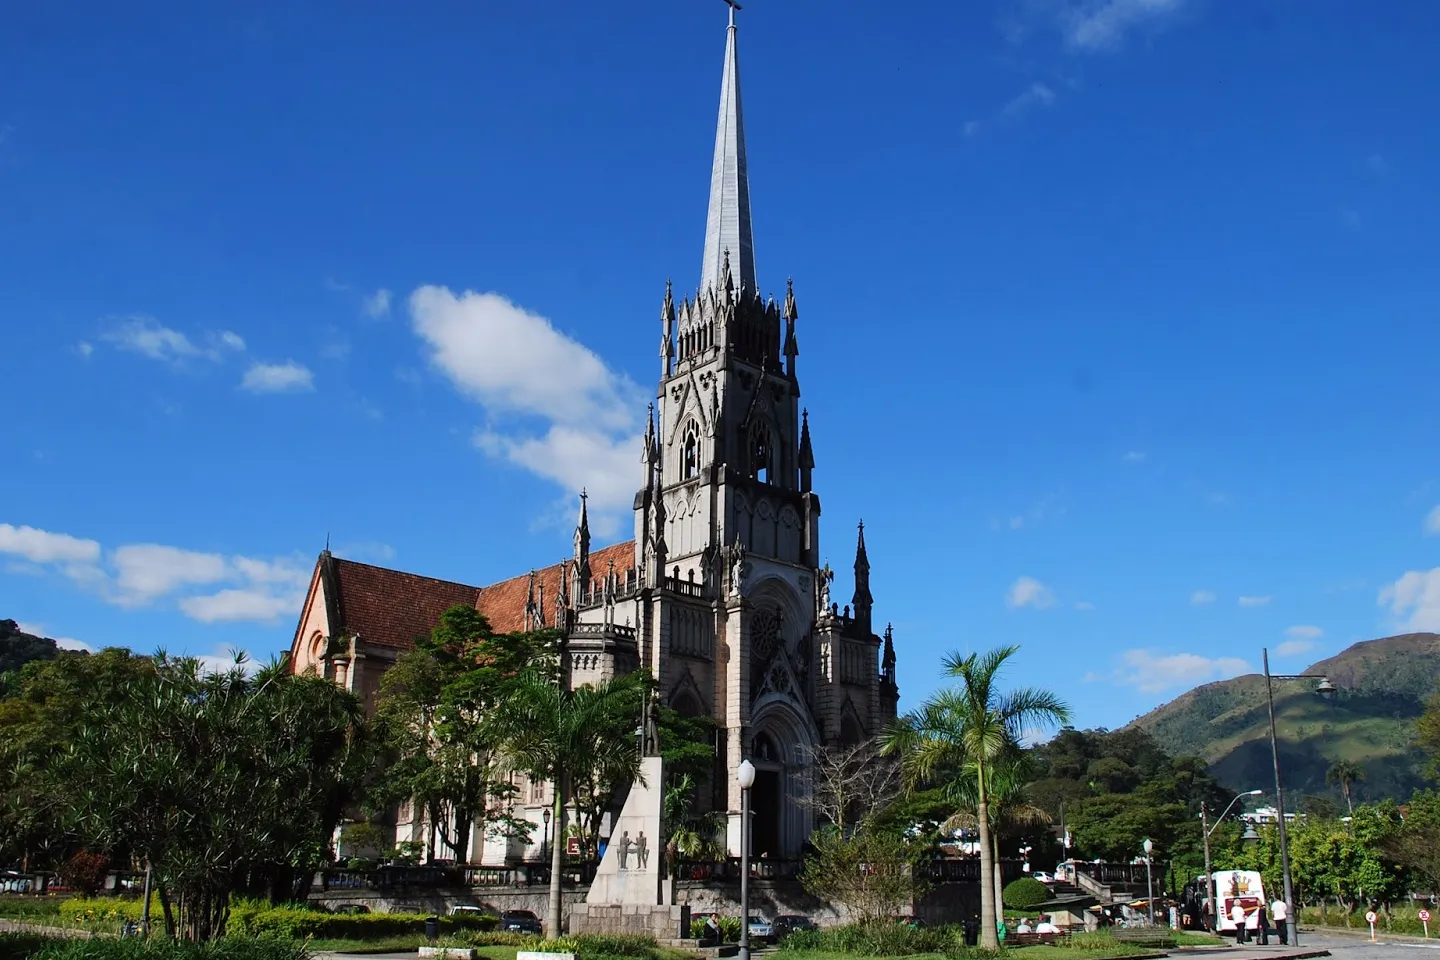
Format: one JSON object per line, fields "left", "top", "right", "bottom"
{"left": 3, "top": 0, "right": 1440, "bottom": 728}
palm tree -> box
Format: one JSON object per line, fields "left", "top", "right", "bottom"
{"left": 1326, "top": 760, "right": 1366, "bottom": 820}
{"left": 881, "top": 646, "right": 1069, "bottom": 949}
{"left": 940, "top": 750, "right": 1052, "bottom": 919}
{"left": 663, "top": 774, "right": 726, "bottom": 901}
{"left": 485, "top": 667, "right": 646, "bottom": 936}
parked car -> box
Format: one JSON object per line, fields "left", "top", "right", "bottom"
{"left": 772, "top": 915, "right": 817, "bottom": 940}
{"left": 501, "top": 909, "right": 543, "bottom": 935}
{"left": 1032, "top": 871, "right": 1055, "bottom": 884}
{"left": 449, "top": 905, "right": 490, "bottom": 918}
{"left": 747, "top": 916, "right": 774, "bottom": 943}
{"left": 332, "top": 904, "right": 371, "bottom": 915}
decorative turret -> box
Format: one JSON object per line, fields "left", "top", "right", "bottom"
{"left": 661, "top": 280, "right": 675, "bottom": 379}
{"left": 882, "top": 623, "right": 897, "bottom": 685}
{"left": 783, "top": 278, "right": 799, "bottom": 380}
{"left": 572, "top": 490, "right": 591, "bottom": 600}
{"left": 852, "top": 520, "right": 873, "bottom": 634}
{"left": 799, "top": 408, "right": 815, "bottom": 493}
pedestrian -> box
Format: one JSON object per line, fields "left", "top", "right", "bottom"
{"left": 1258, "top": 904, "right": 1271, "bottom": 946}
{"left": 1271, "top": 898, "right": 1289, "bottom": 945}
{"left": 1231, "top": 902, "right": 1248, "bottom": 944}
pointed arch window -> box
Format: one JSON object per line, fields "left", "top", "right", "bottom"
{"left": 681, "top": 424, "right": 700, "bottom": 481}
{"left": 750, "top": 424, "right": 774, "bottom": 484}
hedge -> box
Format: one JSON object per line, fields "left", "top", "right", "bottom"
{"left": 1002, "top": 877, "right": 1050, "bottom": 911}
{"left": 27, "top": 938, "right": 309, "bottom": 960}
{"left": 54, "top": 899, "right": 497, "bottom": 940}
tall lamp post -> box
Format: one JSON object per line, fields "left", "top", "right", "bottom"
{"left": 1201, "top": 790, "right": 1263, "bottom": 931}
{"left": 1263, "top": 648, "right": 1337, "bottom": 949}
{"left": 737, "top": 759, "right": 756, "bottom": 960}
{"left": 1143, "top": 839, "right": 1155, "bottom": 925}
{"left": 542, "top": 807, "right": 553, "bottom": 865}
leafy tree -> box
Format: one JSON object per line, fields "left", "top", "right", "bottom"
{"left": 485, "top": 666, "right": 647, "bottom": 937}
{"left": 1327, "top": 760, "right": 1366, "bottom": 820}
{"left": 371, "top": 607, "right": 556, "bottom": 863}
{"left": 800, "top": 824, "right": 928, "bottom": 923}
{"left": 0, "top": 619, "right": 60, "bottom": 680}
{"left": 663, "top": 773, "right": 725, "bottom": 900}
{"left": 55, "top": 654, "right": 369, "bottom": 939}
{"left": 881, "top": 645, "right": 1069, "bottom": 949}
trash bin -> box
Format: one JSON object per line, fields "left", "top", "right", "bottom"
{"left": 962, "top": 919, "right": 979, "bottom": 946}
{"left": 425, "top": 917, "right": 439, "bottom": 940}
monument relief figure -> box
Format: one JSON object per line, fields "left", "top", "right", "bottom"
{"left": 642, "top": 690, "right": 662, "bottom": 756}
{"left": 636, "top": 831, "right": 649, "bottom": 870}
{"left": 616, "top": 831, "right": 634, "bottom": 869}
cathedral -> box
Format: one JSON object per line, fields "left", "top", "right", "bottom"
{"left": 288, "top": 4, "right": 898, "bottom": 865}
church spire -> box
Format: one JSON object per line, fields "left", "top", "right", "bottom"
{"left": 852, "top": 520, "right": 873, "bottom": 633}
{"left": 700, "top": 0, "right": 756, "bottom": 297}
{"left": 573, "top": 490, "right": 592, "bottom": 595}
{"left": 799, "top": 408, "right": 815, "bottom": 493}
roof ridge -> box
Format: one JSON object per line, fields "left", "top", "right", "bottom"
{"left": 330, "top": 556, "right": 481, "bottom": 592}
{"left": 475, "top": 540, "right": 637, "bottom": 593}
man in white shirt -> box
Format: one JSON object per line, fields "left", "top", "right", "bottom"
{"left": 1036, "top": 917, "right": 1061, "bottom": 934}
{"left": 1015, "top": 919, "right": 1034, "bottom": 934}
{"left": 1271, "top": 899, "right": 1289, "bottom": 945}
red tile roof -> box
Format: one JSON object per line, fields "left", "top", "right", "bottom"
{"left": 329, "top": 557, "right": 481, "bottom": 650}
{"left": 322, "top": 541, "right": 637, "bottom": 650}
{"left": 476, "top": 541, "right": 636, "bottom": 634}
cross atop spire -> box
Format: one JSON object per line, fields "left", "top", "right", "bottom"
{"left": 700, "top": 0, "right": 756, "bottom": 297}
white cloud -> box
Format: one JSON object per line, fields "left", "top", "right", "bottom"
{"left": 1007, "top": 576, "right": 1056, "bottom": 610}
{"left": 0, "top": 524, "right": 101, "bottom": 564}
{"left": 111, "top": 544, "right": 230, "bottom": 605}
{"left": 1275, "top": 640, "right": 1316, "bottom": 658}
{"left": 964, "top": 120, "right": 981, "bottom": 137}
{"left": 412, "top": 286, "right": 645, "bottom": 514}
{"left": 1003, "top": 82, "right": 1057, "bottom": 116}
{"left": 1075, "top": 600, "right": 1095, "bottom": 611}
{"left": 1238, "top": 595, "right": 1272, "bottom": 607}
{"left": 100, "top": 317, "right": 245, "bottom": 365}
{"left": 241, "top": 361, "right": 314, "bottom": 393}
{"left": 1061, "top": 0, "right": 1187, "bottom": 52}
{"left": 335, "top": 541, "right": 396, "bottom": 563}
{"left": 1123, "top": 451, "right": 1146, "bottom": 463}
{"left": 1285, "top": 625, "right": 1323, "bottom": 640}
{"left": 1379, "top": 568, "right": 1440, "bottom": 632}
{"left": 0, "top": 522, "right": 308, "bottom": 624}
{"left": 77, "top": 340, "right": 94, "bottom": 357}
{"left": 179, "top": 589, "right": 297, "bottom": 624}
{"left": 1190, "top": 589, "right": 1216, "bottom": 606}
{"left": 1424, "top": 505, "right": 1440, "bottom": 536}
{"left": 363, "top": 288, "right": 392, "bottom": 319}
{"left": 1114, "top": 648, "right": 1249, "bottom": 693}
{"left": 1366, "top": 154, "right": 1389, "bottom": 178}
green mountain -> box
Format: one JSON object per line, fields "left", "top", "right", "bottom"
{"left": 0, "top": 619, "right": 62, "bottom": 676}
{"left": 1129, "top": 633, "right": 1440, "bottom": 804}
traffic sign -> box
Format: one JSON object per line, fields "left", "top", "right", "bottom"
{"left": 1366, "top": 911, "right": 1378, "bottom": 923}
{"left": 1420, "top": 910, "right": 1431, "bottom": 922}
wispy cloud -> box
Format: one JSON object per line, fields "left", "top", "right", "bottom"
{"left": 1190, "top": 589, "right": 1217, "bottom": 606}
{"left": 1379, "top": 568, "right": 1440, "bottom": 632}
{"left": 1123, "top": 451, "right": 1146, "bottom": 463}
{"left": 1238, "top": 595, "right": 1272, "bottom": 608}
{"left": 1007, "top": 575, "right": 1057, "bottom": 610}
{"left": 1003, "top": 81, "right": 1057, "bottom": 117}
{"left": 363, "top": 288, "right": 392, "bottom": 319}
{"left": 0, "top": 521, "right": 309, "bottom": 624}
{"left": 241, "top": 361, "right": 314, "bottom": 394}
{"left": 1112, "top": 648, "right": 1249, "bottom": 693}
{"left": 100, "top": 316, "right": 246, "bottom": 365}
{"left": 1423, "top": 505, "right": 1440, "bottom": 536}
{"left": 1058, "top": 0, "right": 1188, "bottom": 52}
{"left": 16, "top": 621, "right": 93, "bottom": 653}
{"left": 1366, "top": 154, "right": 1389, "bottom": 178}
{"left": 410, "top": 286, "right": 644, "bottom": 524}
{"left": 964, "top": 120, "right": 982, "bottom": 137}
{"left": 1285, "top": 625, "right": 1323, "bottom": 641}
{"left": 1074, "top": 600, "right": 1096, "bottom": 611}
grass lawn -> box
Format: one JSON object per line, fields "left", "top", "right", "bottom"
{"left": 780, "top": 947, "right": 1156, "bottom": 960}
{"left": 306, "top": 938, "right": 522, "bottom": 956}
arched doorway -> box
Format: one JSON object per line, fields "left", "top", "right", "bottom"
{"left": 748, "top": 697, "right": 819, "bottom": 858}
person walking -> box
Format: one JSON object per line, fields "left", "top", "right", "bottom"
{"left": 1231, "top": 902, "right": 1248, "bottom": 944}
{"left": 1258, "top": 904, "right": 1271, "bottom": 945}
{"left": 1271, "top": 898, "right": 1289, "bottom": 945}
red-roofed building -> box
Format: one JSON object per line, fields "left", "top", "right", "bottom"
{"left": 288, "top": 6, "right": 898, "bottom": 869}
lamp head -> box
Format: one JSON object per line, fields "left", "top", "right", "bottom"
{"left": 737, "top": 758, "right": 757, "bottom": 789}
{"left": 1242, "top": 823, "right": 1261, "bottom": 843}
{"left": 1247, "top": 790, "right": 1263, "bottom": 796}
{"left": 1316, "top": 677, "right": 1337, "bottom": 698}
{"left": 1143, "top": 838, "right": 1153, "bottom": 855}
{"left": 543, "top": 808, "right": 551, "bottom": 824}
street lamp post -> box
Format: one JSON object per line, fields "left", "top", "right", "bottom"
{"left": 1201, "top": 790, "right": 1264, "bottom": 932}
{"left": 1143, "top": 839, "right": 1155, "bottom": 925}
{"left": 542, "top": 807, "right": 553, "bottom": 865}
{"left": 737, "top": 759, "right": 756, "bottom": 960}
{"left": 1263, "top": 648, "right": 1337, "bottom": 949}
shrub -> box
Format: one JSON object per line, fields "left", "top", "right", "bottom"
{"left": 0, "top": 899, "right": 64, "bottom": 920}
{"left": 777, "top": 921, "right": 951, "bottom": 956}
{"left": 688, "top": 916, "right": 741, "bottom": 942}
{"left": 232, "top": 904, "right": 495, "bottom": 940}
{"left": 1002, "top": 877, "right": 1050, "bottom": 911}
{"left": 28, "top": 938, "right": 310, "bottom": 960}
{"left": 0, "top": 932, "right": 55, "bottom": 960}
{"left": 569, "top": 934, "right": 657, "bottom": 957}
{"left": 58, "top": 855, "right": 111, "bottom": 898}
{"left": 57, "top": 898, "right": 159, "bottom": 926}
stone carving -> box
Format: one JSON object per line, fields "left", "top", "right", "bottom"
{"left": 642, "top": 689, "right": 661, "bottom": 756}
{"left": 635, "top": 831, "right": 650, "bottom": 869}
{"left": 616, "top": 831, "right": 634, "bottom": 870}
{"left": 818, "top": 564, "right": 833, "bottom": 613}
{"left": 728, "top": 541, "right": 748, "bottom": 598}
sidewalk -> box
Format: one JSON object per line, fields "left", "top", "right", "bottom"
{"left": 1304, "top": 926, "right": 1438, "bottom": 946}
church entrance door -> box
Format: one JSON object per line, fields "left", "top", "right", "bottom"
{"left": 751, "top": 767, "right": 782, "bottom": 861}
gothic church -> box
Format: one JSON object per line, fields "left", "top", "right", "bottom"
{"left": 289, "top": 6, "right": 899, "bottom": 864}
